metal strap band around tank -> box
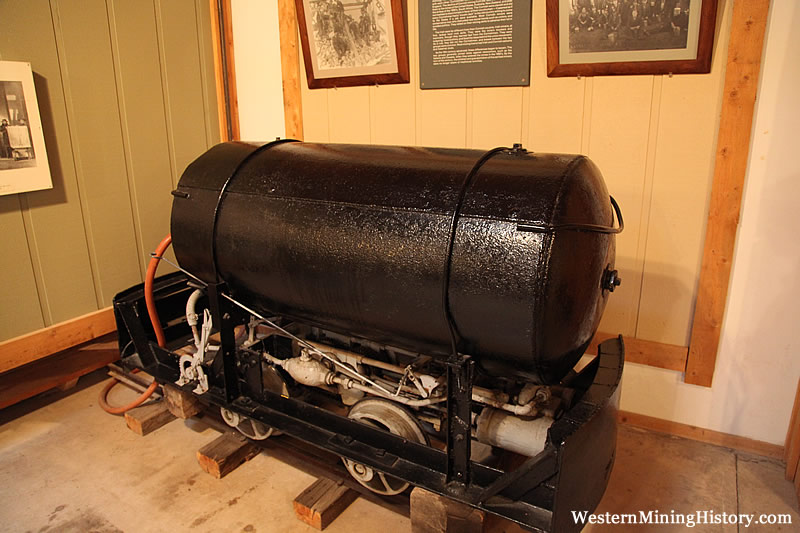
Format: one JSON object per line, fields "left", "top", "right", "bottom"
{"left": 209, "top": 138, "right": 299, "bottom": 281}
{"left": 516, "top": 195, "right": 625, "bottom": 234}
{"left": 441, "top": 146, "right": 512, "bottom": 360}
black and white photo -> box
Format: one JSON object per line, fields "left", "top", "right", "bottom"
{"left": 568, "top": 0, "right": 692, "bottom": 54}
{"left": 296, "top": 0, "right": 409, "bottom": 89}
{"left": 309, "top": 0, "right": 392, "bottom": 70}
{"left": 0, "top": 80, "right": 36, "bottom": 170}
{"left": 0, "top": 61, "right": 51, "bottom": 196}
{"left": 547, "top": 0, "right": 717, "bottom": 77}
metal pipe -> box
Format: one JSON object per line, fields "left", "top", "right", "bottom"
{"left": 186, "top": 288, "right": 204, "bottom": 347}
{"left": 222, "top": 293, "right": 394, "bottom": 395}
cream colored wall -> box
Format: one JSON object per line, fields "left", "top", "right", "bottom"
{"left": 298, "top": 1, "right": 800, "bottom": 444}
{"left": 300, "top": 0, "right": 732, "bottom": 351}
{"left": 0, "top": 0, "right": 219, "bottom": 341}
{"left": 621, "top": 0, "right": 800, "bottom": 445}
{"left": 231, "top": 0, "right": 286, "bottom": 141}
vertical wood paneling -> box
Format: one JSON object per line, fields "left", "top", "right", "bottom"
{"left": 328, "top": 87, "right": 371, "bottom": 143}
{"left": 470, "top": 87, "right": 523, "bottom": 149}
{"left": 0, "top": 0, "right": 218, "bottom": 341}
{"left": 157, "top": 0, "right": 213, "bottom": 177}
{"left": 589, "top": 76, "right": 654, "bottom": 338}
{"left": 527, "top": 0, "right": 584, "bottom": 154}
{"left": 107, "top": 0, "right": 174, "bottom": 276}
{"left": 293, "top": 1, "right": 736, "bottom": 351}
{"left": 0, "top": 196, "right": 45, "bottom": 338}
{"left": 637, "top": 2, "right": 732, "bottom": 347}
{"left": 53, "top": 0, "right": 142, "bottom": 307}
{"left": 196, "top": 0, "right": 222, "bottom": 148}
{"left": 0, "top": 0, "right": 98, "bottom": 326}
{"left": 416, "top": 89, "right": 467, "bottom": 148}
{"left": 370, "top": 84, "right": 415, "bottom": 145}
{"left": 299, "top": 52, "right": 330, "bottom": 142}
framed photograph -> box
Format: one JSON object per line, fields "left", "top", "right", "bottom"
{"left": 0, "top": 60, "right": 51, "bottom": 196}
{"left": 546, "top": 0, "right": 718, "bottom": 77}
{"left": 296, "top": 0, "right": 409, "bottom": 89}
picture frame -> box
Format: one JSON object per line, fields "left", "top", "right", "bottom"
{"left": 546, "top": 0, "right": 718, "bottom": 77}
{"left": 295, "top": 0, "right": 409, "bottom": 89}
{"left": 0, "top": 60, "right": 52, "bottom": 196}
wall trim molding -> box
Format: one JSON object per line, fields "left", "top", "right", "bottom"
{"left": 619, "top": 410, "right": 784, "bottom": 461}
{"left": 0, "top": 307, "right": 116, "bottom": 374}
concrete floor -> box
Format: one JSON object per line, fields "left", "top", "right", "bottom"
{"left": 1, "top": 372, "right": 797, "bottom": 533}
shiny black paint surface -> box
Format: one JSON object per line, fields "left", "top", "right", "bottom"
{"left": 171, "top": 142, "right": 617, "bottom": 384}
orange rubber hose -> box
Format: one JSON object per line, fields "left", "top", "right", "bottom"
{"left": 100, "top": 234, "right": 172, "bottom": 414}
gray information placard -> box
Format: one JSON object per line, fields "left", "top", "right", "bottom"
{"left": 419, "top": 0, "right": 532, "bottom": 89}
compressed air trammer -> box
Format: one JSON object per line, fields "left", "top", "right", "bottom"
{"left": 114, "top": 141, "right": 625, "bottom": 532}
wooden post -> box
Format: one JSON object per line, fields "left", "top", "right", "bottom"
{"left": 786, "top": 379, "right": 800, "bottom": 480}
{"left": 278, "top": 0, "right": 304, "bottom": 140}
{"left": 124, "top": 401, "right": 176, "bottom": 436}
{"left": 293, "top": 477, "right": 358, "bottom": 530}
{"left": 685, "top": 0, "right": 771, "bottom": 386}
{"left": 197, "top": 432, "right": 260, "bottom": 479}
{"left": 209, "top": 0, "right": 239, "bottom": 141}
{"left": 162, "top": 383, "right": 202, "bottom": 419}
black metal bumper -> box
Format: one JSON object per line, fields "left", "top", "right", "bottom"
{"left": 113, "top": 272, "right": 623, "bottom": 532}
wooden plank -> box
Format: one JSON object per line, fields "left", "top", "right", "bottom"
{"left": 795, "top": 459, "right": 800, "bottom": 505}
{"left": 293, "top": 477, "right": 358, "bottom": 530}
{"left": 57, "top": 378, "right": 80, "bottom": 391}
{"left": 785, "top": 379, "right": 800, "bottom": 480}
{"left": 195, "top": 0, "right": 223, "bottom": 149}
{"left": 0, "top": 307, "right": 115, "bottom": 374}
{"left": 410, "top": 487, "right": 485, "bottom": 533}
{"left": 587, "top": 332, "right": 688, "bottom": 373}
{"left": 0, "top": 336, "right": 119, "bottom": 410}
{"left": 124, "top": 400, "right": 176, "bottom": 436}
{"left": 197, "top": 432, "right": 260, "bottom": 479}
{"left": 278, "top": 0, "right": 303, "bottom": 140}
{"left": 685, "top": 0, "right": 771, "bottom": 387}
{"left": 618, "top": 410, "right": 783, "bottom": 461}
{"left": 208, "top": 0, "right": 239, "bottom": 141}
{"left": 163, "top": 383, "right": 202, "bottom": 419}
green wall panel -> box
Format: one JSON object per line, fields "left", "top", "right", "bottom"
{"left": 0, "top": 0, "right": 219, "bottom": 341}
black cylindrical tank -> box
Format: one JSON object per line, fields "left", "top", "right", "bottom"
{"left": 171, "top": 141, "right": 618, "bottom": 384}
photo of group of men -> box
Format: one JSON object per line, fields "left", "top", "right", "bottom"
{"left": 309, "top": 0, "right": 391, "bottom": 70}
{"left": 568, "top": 0, "right": 692, "bottom": 53}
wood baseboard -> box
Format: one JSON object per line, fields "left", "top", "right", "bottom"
{"left": 619, "top": 410, "right": 784, "bottom": 460}
{"left": 0, "top": 334, "right": 119, "bottom": 410}
{"left": 0, "top": 307, "right": 116, "bottom": 374}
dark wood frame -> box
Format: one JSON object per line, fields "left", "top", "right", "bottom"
{"left": 546, "top": 0, "right": 718, "bottom": 77}
{"left": 295, "top": 0, "right": 409, "bottom": 89}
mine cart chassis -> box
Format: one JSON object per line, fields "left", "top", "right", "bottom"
{"left": 114, "top": 271, "right": 624, "bottom": 533}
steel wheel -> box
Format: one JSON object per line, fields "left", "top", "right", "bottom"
{"left": 220, "top": 406, "right": 274, "bottom": 440}
{"left": 342, "top": 398, "right": 428, "bottom": 496}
